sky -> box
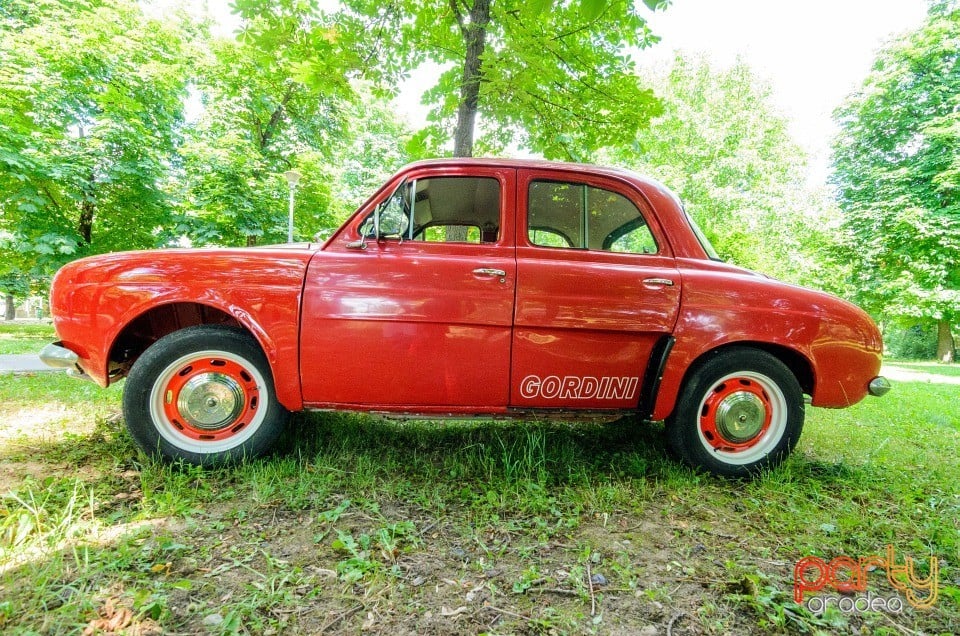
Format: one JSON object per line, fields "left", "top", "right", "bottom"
{"left": 195, "top": 0, "right": 930, "bottom": 185}
{"left": 637, "top": 0, "right": 929, "bottom": 184}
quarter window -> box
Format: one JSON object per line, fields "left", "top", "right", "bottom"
{"left": 527, "top": 181, "right": 657, "bottom": 254}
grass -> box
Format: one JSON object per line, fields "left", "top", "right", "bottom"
{"left": 0, "top": 322, "right": 55, "bottom": 355}
{"left": 0, "top": 330, "right": 957, "bottom": 633}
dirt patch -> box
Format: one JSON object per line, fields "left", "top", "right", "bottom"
{"left": 72, "top": 499, "right": 774, "bottom": 635}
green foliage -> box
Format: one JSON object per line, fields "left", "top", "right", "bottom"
{"left": 326, "top": 96, "right": 416, "bottom": 224}
{"left": 832, "top": 3, "right": 960, "bottom": 330}
{"left": 0, "top": 0, "right": 195, "bottom": 269}
{"left": 607, "top": 54, "right": 839, "bottom": 287}
{"left": 176, "top": 0, "right": 343, "bottom": 245}
{"left": 176, "top": 0, "right": 414, "bottom": 245}
{"left": 1, "top": 0, "right": 415, "bottom": 264}
{"left": 341, "top": 0, "right": 664, "bottom": 160}
{"left": 0, "top": 271, "right": 30, "bottom": 300}
{"left": 886, "top": 323, "right": 939, "bottom": 360}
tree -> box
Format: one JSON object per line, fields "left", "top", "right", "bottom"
{"left": 0, "top": 233, "right": 36, "bottom": 320}
{"left": 325, "top": 95, "right": 418, "bottom": 224}
{"left": 607, "top": 53, "right": 835, "bottom": 287}
{"left": 832, "top": 2, "right": 960, "bottom": 362}
{"left": 0, "top": 271, "right": 29, "bottom": 321}
{"left": 176, "top": 0, "right": 383, "bottom": 246}
{"left": 340, "top": 0, "right": 666, "bottom": 161}
{"left": 0, "top": 0, "right": 195, "bottom": 270}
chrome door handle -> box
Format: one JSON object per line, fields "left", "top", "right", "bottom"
{"left": 473, "top": 268, "right": 507, "bottom": 278}
{"left": 643, "top": 277, "right": 675, "bottom": 286}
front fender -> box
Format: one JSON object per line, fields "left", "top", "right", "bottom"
{"left": 49, "top": 249, "right": 312, "bottom": 411}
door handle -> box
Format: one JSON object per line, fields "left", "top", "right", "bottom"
{"left": 473, "top": 268, "right": 507, "bottom": 278}
{"left": 643, "top": 277, "right": 675, "bottom": 286}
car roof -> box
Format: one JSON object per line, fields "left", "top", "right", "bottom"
{"left": 401, "top": 157, "right": 672, "bottom": 192}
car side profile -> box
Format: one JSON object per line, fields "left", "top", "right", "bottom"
{"left": 41, "top": 159, "right": 890, "bottom": 476}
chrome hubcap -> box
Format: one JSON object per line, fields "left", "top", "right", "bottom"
{"left": 176, "top": 372, "right": 244, "bottom": 430}
{"left": 715, "top": 391, "right": 766, "bottom": 443}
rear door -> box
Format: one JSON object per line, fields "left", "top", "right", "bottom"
{"left": 511, "top": 168, "right": 681, "bottom": 410}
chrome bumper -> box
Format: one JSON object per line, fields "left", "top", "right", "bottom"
{"left": 868, "top": 376, "right": 892, "bottom": 397}
{"left": 39, "top": 342, "right": 79, "bottom": 368}
{"left": 39, "top": 343, "right": 94, "bottom": 381}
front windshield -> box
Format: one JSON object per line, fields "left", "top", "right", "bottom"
{"left": 683, "top": 207, "right": 722, "bottom": 261}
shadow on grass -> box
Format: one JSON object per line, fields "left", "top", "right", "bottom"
{"left": 7, "top": 413, "right": 954, "bottom": 634}
{"left": 281, "top": 411, "right": 679, "bottom": 484}
{"left": 280, "top": 411, "right": 894, "bottom": 497}
{"left": 0, "top": 407, "right": 890, "bottom": 496}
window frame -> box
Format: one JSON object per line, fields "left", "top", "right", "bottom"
{"left": 522, "top": 175, "right": 663, "bottom": 257}
{"left": 356, "top": 173, "right": 505, "bottom": 247}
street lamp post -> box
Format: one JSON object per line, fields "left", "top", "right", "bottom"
{"left": 284, "top": 169, "right": 302, "bottom": 243}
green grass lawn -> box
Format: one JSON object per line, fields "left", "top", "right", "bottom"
{"left": 0, "top": 322, "right": 55, "bottom": 355}
{"left": 0, "top": 346, "right": 957, "bottom": 634}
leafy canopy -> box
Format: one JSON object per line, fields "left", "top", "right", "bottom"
{"left": 341, "top": 0, "right": 667, "bottom": 160}
{"left": 176, "top": 0, "right": 414, "bottom": 246}
{"left": 607, "top": 54, "right": 837, "bottom": 287}
{"left": 0, "top": 0, "right": 194, "bottom": 270}
{"left": 832, "top": 2, "right": 960, "bottom": 328}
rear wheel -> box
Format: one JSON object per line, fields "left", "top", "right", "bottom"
{"left": 667, "top": 348, "right": 803, "bottom": 477}
{"left": 122, "top": 326, "right": 288, "bottom": 465}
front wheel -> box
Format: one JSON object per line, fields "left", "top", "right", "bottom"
{"left": 667, "top": 347, "right": 804, "bottom": 477}
{"left": 122, "top": 326, "right": 289, "bottom": 465}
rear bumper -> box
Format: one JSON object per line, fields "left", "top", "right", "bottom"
{"left": 868, "top": 376, "right": 892, "bottom": 397}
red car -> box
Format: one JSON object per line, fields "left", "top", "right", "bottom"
{"left": 41, "top": 159, "right": 890, "bottom": 476}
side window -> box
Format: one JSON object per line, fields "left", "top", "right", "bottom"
{"left": 527, "top": 180, "right": 658, "bottom": 255}
{"left": 412, "top": 177, "right": 500, "bottom": 243}
{"left": 359, "top": 176, "right": 501, "bottom": 244}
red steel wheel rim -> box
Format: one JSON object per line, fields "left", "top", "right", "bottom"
{"left": 161, "top": 357, "right": 260, "bottom": 442}
{"left": 699, "top": 376, "right": 773, "bottom": 452}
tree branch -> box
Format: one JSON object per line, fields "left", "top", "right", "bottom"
{"left": 40, "top": 184, "right": 64, "bottom": 215}
{"left": 544, "top": 44, "right": 621, "bottom": 104}
{"left": 526, "top": 87, "right": 605, "bottom": 126}
{"left": 448, "top": 0, "right": 467, "bottom": 38}
{"left": 259, "top": 86, "right": 295, "bottom": 150}
{"left": 358, "top": 9, "right": 395, "bottom": 74}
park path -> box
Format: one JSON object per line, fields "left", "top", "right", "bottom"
{"left": 0, "top": 354, "right": 57, "bottom": 373}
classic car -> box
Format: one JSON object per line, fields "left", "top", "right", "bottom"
{"left": 41, "top": 159, "right": 890, "bottom": 476}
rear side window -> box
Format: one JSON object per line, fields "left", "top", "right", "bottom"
{"left": 527, "top": 181, "right": 657, "bottom": 254}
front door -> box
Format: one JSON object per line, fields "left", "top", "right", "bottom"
{"left": 511, "top": 168, "right": 682, "bottom": 410}
{"left": 300, "top": 166, "right": 516, "bottom": 409}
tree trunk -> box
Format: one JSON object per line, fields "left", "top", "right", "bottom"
{"left": 3, "top": 294, "right": 14, "bottom": 321}
{"left": 452, "top": 0, "right": 490, "bottom": 159}
{"left": 446, "top": 0, "right": 490, "bottom": 244}
{"left": 77, "top": 129, "right": 95, "bottom": 245}
{"left": 246, "top": 235, "right": 257, "bottom": 247}
{"left": 79, "top": 201, "right": 94, "bottom": 244}
{"left": 937, "top": 320, "right": 955, "bottom": 363}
